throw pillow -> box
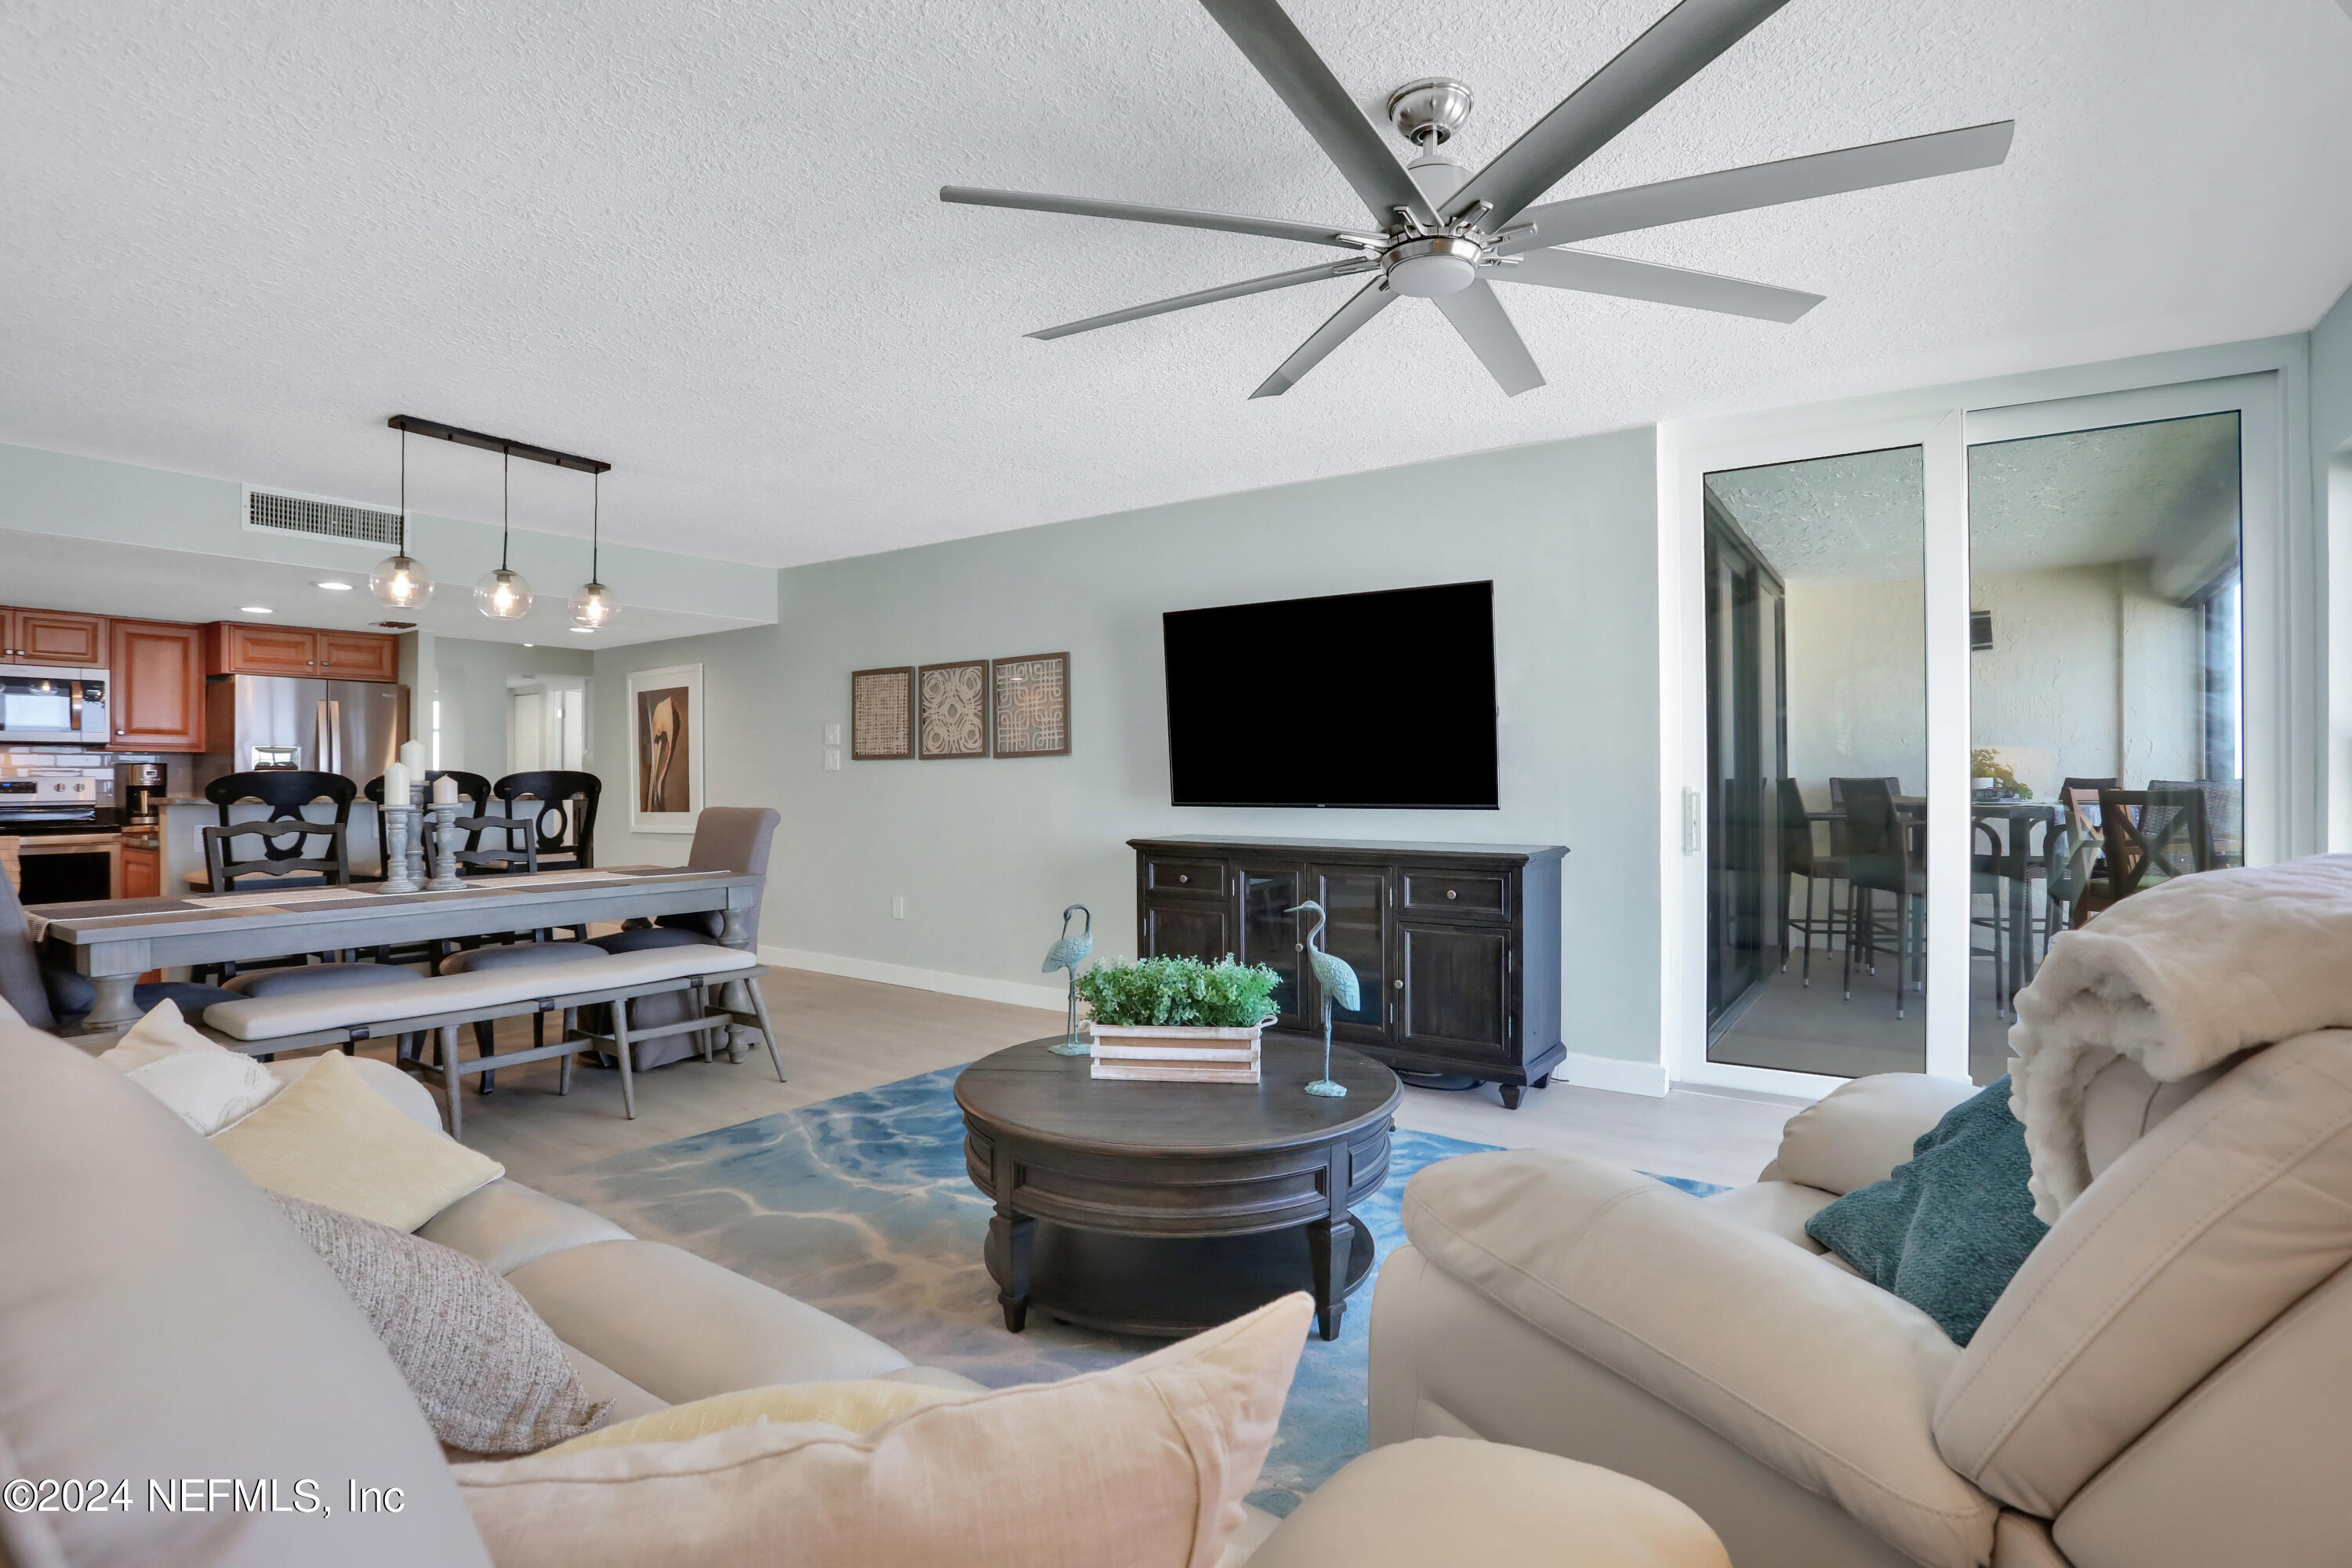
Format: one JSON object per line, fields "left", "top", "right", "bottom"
{"left": 211, "top": 1047, "right": 503, "bottom": 1230}
{"left": 456, "top": 1291, "right": 1313, "bottom": 1568}
{"left": 98, "top": 1000, "right": 281, "bottom": 1135}
{"left": 267, "top": 1190, "right": 611, "bottom": 1454}
{"left": 544, "top": 1379, "right": 972, "bottom": 1455}
{"left": 1806, "top": 1073, "right": 2049, "bottom": 1345}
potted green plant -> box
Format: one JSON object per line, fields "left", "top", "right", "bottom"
{"left": 1075, "top": 955, "right": 1283, "bottom": 1083}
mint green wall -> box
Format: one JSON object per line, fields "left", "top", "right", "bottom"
{"left": 430, "top": 637, "right": 592, "bottom": 775}
{"left": 593, "top": 426, "right": 1667, "bottom": 1065}
{"left": 2313, "top": 278, "right": 2352, "bottom": 847}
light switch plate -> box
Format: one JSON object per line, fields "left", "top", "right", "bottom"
{"left": 824, "top": 747, "right": 841, "bottom": 771}
{"left": 824, "top": 723, "right": 841, "bottom": 746}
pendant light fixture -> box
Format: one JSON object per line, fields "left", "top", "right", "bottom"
{"left": 474, "top": 445, "right": 534, "bottom": 620}
{"left": 370, "top": 425, "right": 435, "bottom": 610}
{"left": 568, "top": 470, "right": 618, "bottom": 631}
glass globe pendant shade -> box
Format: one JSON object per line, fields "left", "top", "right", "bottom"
{"left": 370, "top": 553, "right": 434, "bottom": 609}
{"left": 568, "top": 581, "right": 618, "bottom": 630}
{"left": 474, "top": 566, "right": 534, "bottom": 620}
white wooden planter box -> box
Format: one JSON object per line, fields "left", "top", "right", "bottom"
{"left": 1087, "top": 1021, "right": 1267, "bottom": 1084}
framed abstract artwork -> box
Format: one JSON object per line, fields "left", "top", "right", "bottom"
{"left": 917, "top": 659, "right": 990, "bottom": 760}
{"left": 850, "top": 666, "right": 915, "bottom": 760}
{"left": 991, "top": 652, "right": 1070, "bottom": 758}
{"left": 626, "top": 663, "right": 703, "bottom": 833}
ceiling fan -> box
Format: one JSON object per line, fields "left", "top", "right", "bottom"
{"left": 943, "top": 0, "right": 2013, "bottom": 399}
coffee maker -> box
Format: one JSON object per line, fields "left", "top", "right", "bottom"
{"left": 115, "top": 761, "right": 165, "bottom": 826}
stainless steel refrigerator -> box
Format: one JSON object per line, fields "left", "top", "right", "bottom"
{"left": 198, "top": 675, "right": 408, "bottom": 786}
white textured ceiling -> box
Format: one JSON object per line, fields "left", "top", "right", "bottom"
{"left": 3, "top": 0, "right": 2349, "bottom": 569}
{"left": 1705, "top": 411, "right": 2240, "bottom": 582}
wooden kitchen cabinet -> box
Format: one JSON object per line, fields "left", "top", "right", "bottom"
{"left": 207, "top": 622, "right": 397, "bottom": 681}
{"left": 318, "top": 629, "right": 398, "bottom": 681}
{"left": 120, "top": 840, "right": 162, "bottom": 900}
{"left": 209, "top": 622, "right": 316, "bottom": 676}
{"left": 109, "top": 619, "right": 206, "bottom": 751}
{"left": 1, "top": 607, "right": 108, "bottom": 666}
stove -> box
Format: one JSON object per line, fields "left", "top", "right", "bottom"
{"left": 0, "top": 773, "right": 118, "bottom": 837}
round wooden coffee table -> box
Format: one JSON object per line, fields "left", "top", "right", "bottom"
{"left": 956, "top": 1036, "right": 1402, "bottom": 1341}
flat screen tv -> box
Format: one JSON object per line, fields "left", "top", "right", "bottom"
{"left": 1163, "top": 580, "right": 1498, "bottom": 809}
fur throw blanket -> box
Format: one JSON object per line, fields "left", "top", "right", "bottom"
{"left": 2009, "top": 854, "right": 2352, "bottom": 1222}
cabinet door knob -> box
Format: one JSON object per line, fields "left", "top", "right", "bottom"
{"left": 1176, "top": 873, "right": 1188, "bottom": 884}
{"left": 1446, "top": 887, "right": 1458, "bottom": 900}
{"left": 1394, "top": 978, "right": 1404, "bottom": 989}
{"left": 1295, "top": 943, "right": 1304, "bottom": 953}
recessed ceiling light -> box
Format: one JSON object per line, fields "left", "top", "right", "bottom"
{"left": 521, "top": 643, "right": 535, "bottom": 648}
{"left": 314, "top": 580, "right": 354, "bottom": 591}
{"left": 241, "top": 606, "right": 273, "bottom": 614}
{"left": 568, "top": 626, "right": 595, "bottom": 634}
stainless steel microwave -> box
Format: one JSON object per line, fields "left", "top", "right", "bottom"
{"left": 0, "top": 666, "right": 110, "bottom": 745}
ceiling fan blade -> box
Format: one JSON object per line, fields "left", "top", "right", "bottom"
{"left": 941, "top": 186, "right": 1376, "bottom": 251}
{"left": 1502, "top": 122, "right": 2016, "bottom": 251}
{"left": 1028, "top": 259, "right": 1377, "bottom": 341}
{"left": 1433, "top": 283, "right": 1545, "bottom": 396}
{"left": 1445, "top": 0, "right": 1789, "bottom": 227}
{"left": 1501, "top": 246, "right": 1821, "bottom": 321}
{"left": 1250, "top": 279, "right": 1399, "bottom": 398}
{"left": 1198, "top": 0, "right": 1434, "bottom": 226}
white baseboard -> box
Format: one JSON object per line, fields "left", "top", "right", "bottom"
{"left": 1555, "top": 1051, "right": 1669, "bottom": 1098}
{"left": 759, "top": 946, "right": 1067, "bottom": 1014}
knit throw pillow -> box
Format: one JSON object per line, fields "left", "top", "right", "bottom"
{"left": 1805, "top": 1074, "right": 2050, "bottom": 1345}
{"left": 267, "top": 1191, "right": 611, "bottom": 1454}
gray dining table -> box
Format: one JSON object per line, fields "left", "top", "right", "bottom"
{"left": 27, "top": 866, "right": 762, "bottom": 1036}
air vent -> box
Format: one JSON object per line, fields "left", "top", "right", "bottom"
{"left": 245, "top": 487, "right": 402, "bottom": 547}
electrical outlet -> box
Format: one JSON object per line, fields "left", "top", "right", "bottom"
{"left": 824, "top": 723, "right": 841, "bottom": 746}
{"left": 891, "top": 896, "right": 906, "bottom": 920}
{"left": 824, "top": 747, "right": 841, "bottom": 771}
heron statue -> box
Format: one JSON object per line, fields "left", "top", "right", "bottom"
{"left": 1040, "top": 904, "right": 1094, "bottom": 1056}
{"left": 1286, "top": 902, "right": 1355, "bottom": 1098}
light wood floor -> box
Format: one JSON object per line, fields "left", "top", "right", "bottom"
{"left": 366, "top": 970, "right": 1796, "bottom": 1190}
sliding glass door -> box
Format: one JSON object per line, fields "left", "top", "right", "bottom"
{"left": 1703, "top": 446, "right": 1929, "bottom": 1076}
{"left": 1965, "top": 411, "right": 2245, "bottom": 1079}
{"left": 1675, "top": 366, "right": 2290, "bottom": 1094}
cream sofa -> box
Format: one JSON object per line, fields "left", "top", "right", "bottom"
{"left": 1372, "top": 1044, "right": 2352, "bottom": 1568}
{"left": 0, "top": 1013, "right": 1717, "bottom": 1567}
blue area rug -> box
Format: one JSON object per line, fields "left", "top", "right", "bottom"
{"left": 539, "top": 1066, "right": 1722, "bottom": 1515}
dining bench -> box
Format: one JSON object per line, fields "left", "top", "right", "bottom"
{"left": 198, "top": 945, "right": 783, "bottom": 1141}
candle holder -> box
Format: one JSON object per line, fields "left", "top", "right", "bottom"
{"left": 407, "top": 783, "right": 430, "bottom": 889}
{"left": 424, "top": 800, "right": 466, "bottom": 891}
{"left": 379, "top": 805, "right": 422, "bottom": 894}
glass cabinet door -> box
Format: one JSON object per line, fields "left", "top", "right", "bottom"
{"left": 1236, "top": 865, "right": 1305, "bottom": 1030}
{"left": 1308, "top": 866, "right": 1389, "bottom": 1044}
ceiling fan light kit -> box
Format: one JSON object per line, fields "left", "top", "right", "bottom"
{"left": 945, "top": 0, "right": 2015, "bottom": 399}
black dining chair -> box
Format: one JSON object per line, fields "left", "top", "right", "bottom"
{"left": 1776, "top": 779, "right": 1846, "bottom": 987}
{"left": 1828, "top": 777, "right": 1905, "bottom": 971}
{"left": 189, "top": 771, "right": 358, "bottom": 979}
{"left": 457, "top": 771, "right": 602, "bottom": 877}
{"left": 1838, "top": 778, "right": 1926, "bottom": 1018}
{"left": 191, "top": 771, "right": 356, "bottom": 895}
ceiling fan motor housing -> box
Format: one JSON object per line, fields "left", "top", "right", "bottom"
{"left": 1385, "top": 235, "right": 1481, "bottom": 296}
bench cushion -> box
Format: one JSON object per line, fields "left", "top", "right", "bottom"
{"left": 204, "top": 945, "right": 760, "bottom": 1042}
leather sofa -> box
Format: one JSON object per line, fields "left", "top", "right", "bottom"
{"left": 0, "top": 1010, "right": 1722, "bottom": 1566}
{"left": 1370, "top": 1045, "right": 2352, "bottom": 1568}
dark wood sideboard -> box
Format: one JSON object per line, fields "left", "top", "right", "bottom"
{"left": 1128, "top": 836, "right": 1566, "bottom": 1107}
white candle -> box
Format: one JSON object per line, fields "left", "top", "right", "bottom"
{"left": 383, "top": 761, "right": 411, "bottom": 805}
{"left": 399, "top": 739, "right": 426, "bottom": 773}
{"left": 431, "top": 773, "right": 457, "bottom": 804}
